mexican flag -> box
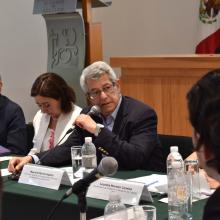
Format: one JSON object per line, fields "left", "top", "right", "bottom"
{"left": 195, "top": 0, "right": 220, "bottom": 54}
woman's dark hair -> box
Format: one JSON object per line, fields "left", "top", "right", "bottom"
{"left": 187, "top": 69, "right": 220, "bottom": 173}
{"left": 31, "top": 72, "right": 76, "bottom": 113}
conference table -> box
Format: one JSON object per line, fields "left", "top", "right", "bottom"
{"left": 2, "top": 161, "right": 207, "bottom": 220}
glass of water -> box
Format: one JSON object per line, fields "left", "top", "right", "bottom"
{"left": 184, "top": 159, "right": 200, "bottom": 199}
{"left": 132, "top": 205, "right": 156, "bottom": 220}
{"left": 142, "top": 205, "right": 156, "bottom": 220}
{"left": 184, "top": 159, "right": 200, "bottom": 219}
{"left": 71, "top": 146, "right": 82, "bottom": 176}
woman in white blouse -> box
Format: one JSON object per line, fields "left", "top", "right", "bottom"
{"left": 28, "top": 72, "right": 82, "bottom": 154}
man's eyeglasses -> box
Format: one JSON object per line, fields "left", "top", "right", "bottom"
{"left": 88, "top": 83, "right": 116, "bottom": 100}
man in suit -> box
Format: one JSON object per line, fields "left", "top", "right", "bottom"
{"left": 8, "top": 61, "right": 163, "bottom": 171}
{"left": 0, "top": 74, "right": 27, "bottom": 155}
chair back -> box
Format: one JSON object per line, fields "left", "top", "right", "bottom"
{"left": 158, "top": 134, "right": 194, "bottom": 173}
{"left": 26, "top": 123, "right": 34, "bottom": 151}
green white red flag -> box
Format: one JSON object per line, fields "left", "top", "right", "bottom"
{"left": 195, "top": 0, "right": 220, "bottom": 54}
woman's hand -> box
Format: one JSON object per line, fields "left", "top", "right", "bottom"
{"left": 8, "top": 156, "right": 33, "bottom": 173}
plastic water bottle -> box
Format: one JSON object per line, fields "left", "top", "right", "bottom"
{"left": 81, "top": 137, "right": 97, "bottom": 174}
{"left": 167, "top": 146, "right": 190, "bottom": 220}
{"left": 104, "top": 192, "right": 128, "bottom": 220}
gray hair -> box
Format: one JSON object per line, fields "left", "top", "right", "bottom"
{"left": 80, "top": 61, "right": 119, "bottom": 93}
{"left": 0, "top": 74, "right": 1, "bottom": 81}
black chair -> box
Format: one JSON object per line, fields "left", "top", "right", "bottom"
{"left": 158, "top": 134, "right": 194, "bottom": 173}
{"left": 26, "top": 122, "right": 34, "bottom": 151}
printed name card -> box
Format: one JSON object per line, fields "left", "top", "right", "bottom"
{"left": 86, "top": 177, "right": 145, "bottom": 205}
{"left": 19, "top": 164, "right": 71, "bottom": 190}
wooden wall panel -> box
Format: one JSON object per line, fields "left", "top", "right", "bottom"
{"left": 86, "top": 23, "right": 103, "bottom": 64}
{"left": 110, "top": 56, "right": 220, "bottom": 136}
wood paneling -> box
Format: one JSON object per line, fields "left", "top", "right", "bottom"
{"left": 82, "top": 0, "right": 103, "bottom": 65}
{"left": 86, "top": 22, "right": 103, "bottom": 64}
{"left": 110, "top": 55, "right": 220, "bottom": 136}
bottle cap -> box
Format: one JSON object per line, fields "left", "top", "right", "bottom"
{"left": 85, "top": 137, "right": 92, "bottom": 143}
{"left": 170, "top": 146, "right": 178, "bottom": 153}
{"left": 109, "top": 191, "right": 121, "bottom": 201}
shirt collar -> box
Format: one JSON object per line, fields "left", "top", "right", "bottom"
{"left": 110, "top": 95, "right": 122, "bottom": 120}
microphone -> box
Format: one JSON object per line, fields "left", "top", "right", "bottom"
{"left": 46, "top": 157, "right": 118, "bottom": 220}
{"left": 64, "top": 156, "right": 118, "bottom": 198}
{"left": 63, "top": 105, "right": 101, "bottom": 134}
{"left": 87, "top": 105, "right": 101, "bottom": 116}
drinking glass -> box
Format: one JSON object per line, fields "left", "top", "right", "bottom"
{"left": 184, "top": 159, "right": 200, "bottom": 199}
{"left": 142, "top": 205, "right": 156, "bottom": 220}
{"left": 133, "top": 205, "right": 156, "bottom": 220}
{"left": 184, "top": 159, "right": 200, "bottom": 219}
{"left": 71, "top": 146, "right": 82, "bottom": 176}
{"left": 132, "top": 205, "right": 145, "bottom": 220}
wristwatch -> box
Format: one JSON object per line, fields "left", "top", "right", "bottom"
{"left": 94, "top": 123, "right": 104, "bottom": 136}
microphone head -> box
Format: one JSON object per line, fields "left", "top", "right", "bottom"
{"left": 89, "top": 105, "right": 101, "bottom": 116}
{"left": 98, "top": 157, "right": 118, "bottom": 176}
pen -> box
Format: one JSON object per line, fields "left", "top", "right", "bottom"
{"left": 146, "top": 180, "right": 158, "bottom": 187}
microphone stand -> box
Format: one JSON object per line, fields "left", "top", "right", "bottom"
{"left": 71, "top": 179, "right": 89, "bottom": 220}
{"left": 77, "top": 191, "right": 87, "bottom": 220}
{"left": 47, "top": 185, "right": 88, "bottom": 220}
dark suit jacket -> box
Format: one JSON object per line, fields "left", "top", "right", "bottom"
{"left": 38, "top": 96, "right": 163, "bottom": 171}
{"left": 0, "top": 95, "right": 27, "bottom": 155}
{"left": 203, "top": 187, "right": 220, "bottom": 220}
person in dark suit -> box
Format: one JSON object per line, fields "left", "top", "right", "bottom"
{"left": 8, "top": 61, "right": 163, "bottom": 171}
{"left": 187, "top": 69, "right": 220, "bottom": 220}
{"left": 0, "top": 74, "right": 27, "bottom": 155}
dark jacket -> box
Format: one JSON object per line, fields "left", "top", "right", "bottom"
{"left": 203, "top": 186, "right": 220, "bottom": 220}
{"left": 38, "top": 96, "right": 163, "bottom": 171}
{"left": 0, "top": 95, "right": 27, "bottom": 155}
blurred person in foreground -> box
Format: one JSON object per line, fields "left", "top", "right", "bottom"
{"left": 0, "top": 169, "right": 2, "bottom": 220}
{"left": 8, "top": 61, "right": 163, "bottom": 172}
{"left": 0, "top": 74, "right": 27, "bottom": 155}
{"left": 187, "top": 69, "right": 220, "bottom": 219}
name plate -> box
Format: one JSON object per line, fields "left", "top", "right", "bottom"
{"left": 86, "top": 177, "right": 145, "bottom": 205}
{"left": 18, "top": 164, "right": 71, "bottom": 190}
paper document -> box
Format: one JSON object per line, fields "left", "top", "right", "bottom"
{"left": 128, "top": 173, "right": 213, "bottom": 202}
{"left": 1, "top": 168, "right": 11, "bottom": 177}
{"left": 0, "top": 156, "right": 12, "bottom": 162}
{"left": 128, "top": 174, "right": 167, "bottom": 194}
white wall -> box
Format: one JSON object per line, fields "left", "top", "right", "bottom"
{"left": 0, "top": 0, "right": 199, "bottom": 122}
{"left": 94, "top": 0, "right": 199, "bottom": 60}
{"left": 0, "top": 0, "right": 47, "bottom": 121}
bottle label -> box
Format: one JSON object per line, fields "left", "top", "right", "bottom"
{"left": 171, "top": 161, "right": 182, "bottom": 169}
{"left": 176, "top": 185, "right": 188, "bottom": 201}
{"left": 82, "top": 154, "right": 97, "bottom": 168}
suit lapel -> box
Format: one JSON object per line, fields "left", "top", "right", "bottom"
{"left": 0, "top": 95, "right": 6, "bottom": 110}
{"left": 113, "top": 96, "right": 128, "bottom": 134}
